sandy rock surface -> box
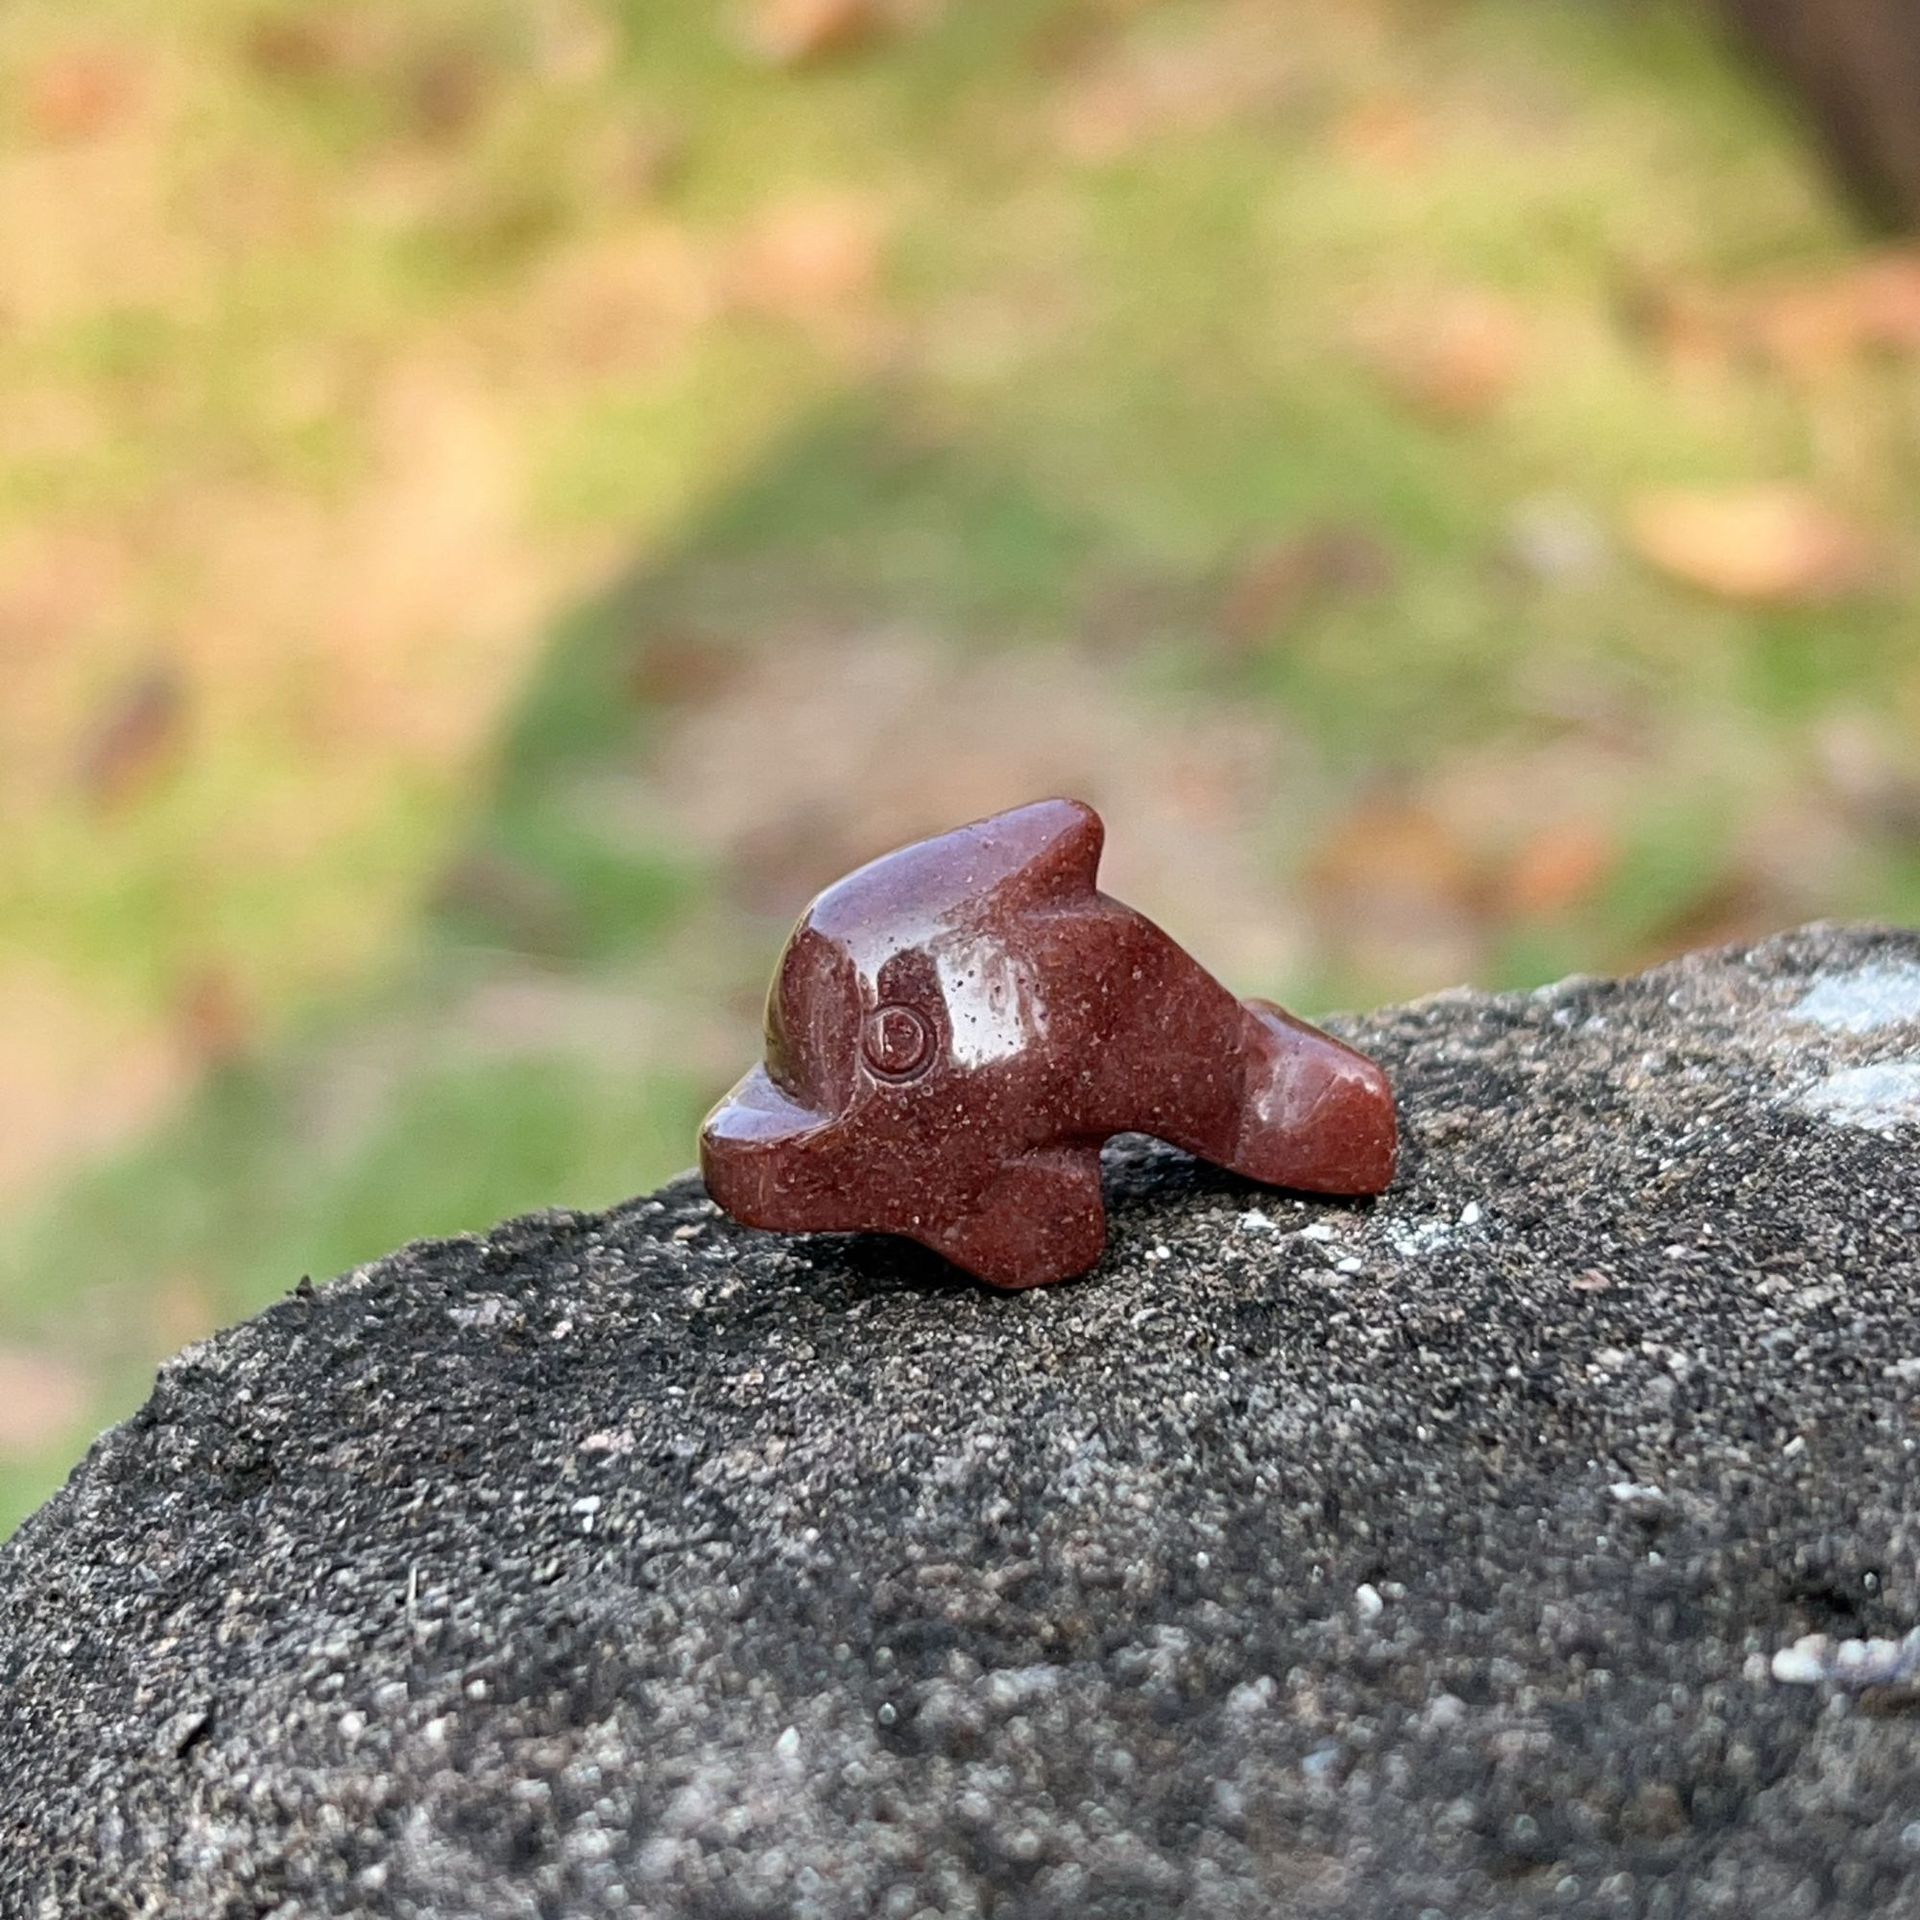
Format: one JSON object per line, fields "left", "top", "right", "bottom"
{"left": 4, "top": 925, "right": 1919, "bottom": 1918}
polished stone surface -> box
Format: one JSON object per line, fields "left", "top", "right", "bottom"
{"left": 702, "top": 799, "right": 1396, "bottom": 1286}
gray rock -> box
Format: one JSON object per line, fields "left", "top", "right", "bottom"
{"left": 4, "top": 924, "right": 1920, "bottom": 1919}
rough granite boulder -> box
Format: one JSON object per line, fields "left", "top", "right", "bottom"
{"left": 4, "top": 925, "right": 1920, "bottom": 1920}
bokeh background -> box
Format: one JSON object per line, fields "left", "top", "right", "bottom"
{"left": 3, "top": 0, "right": 1919, "bottom": 1533}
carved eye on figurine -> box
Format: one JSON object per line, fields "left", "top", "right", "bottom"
{"left": 862, "top": 1003, "right": 935, "bottom": 1080}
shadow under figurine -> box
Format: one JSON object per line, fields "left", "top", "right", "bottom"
{"left": 701, "top": 798, "right": 1397, "bottom": 1288}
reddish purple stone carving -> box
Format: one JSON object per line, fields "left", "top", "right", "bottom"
{"left": 701, "top": 799, "right": 1397, "bottom": 1288}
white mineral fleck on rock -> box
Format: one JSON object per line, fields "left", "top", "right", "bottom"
{"left": 1459, "top": 1202, "right": 1483, "bottom": 1227}
{"left": 1770, "top": 1630, "right": 1920, "bottom": 1690}
{"left": 1797, "top": 1062, "right": 1920, "bottom": 1135}
{"left": 1771, "top": 1641, "right": 1827, "bottom": 1686}
{"left": 1224, "top": 1676, "right": 1276, "bottom": 1718}
{"left": 1609, "top": 1482, "right": 1667, "bottom": 1509}
{"left": 1237, "top": 1209, "right": 1277, "bottom": 1233}
{"left": 1388, "top": 1219, "right": 1453, "bottom": 1256}
{"left": 1789, "top": 963, "right": 1920, "bottom": 1035}
{"left": 447, "top": 1296, "right": 513, "bottom": 1330}
{"left": 1355, "top": 1583, "right": 1384, "bottom": 1620}
{"left": 1299, "top": 1223, "right": 1336, "bottom": 1243}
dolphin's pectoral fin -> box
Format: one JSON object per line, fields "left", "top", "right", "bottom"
{"left": 920, "top": 1147, "right": 1106, "bottom": 1290}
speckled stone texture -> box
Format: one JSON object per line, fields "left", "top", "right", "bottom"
{"left": 4, "top": 925, "right": 1919, "bottom": 1920}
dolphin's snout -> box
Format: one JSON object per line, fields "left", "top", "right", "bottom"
{"left": 699, "top": 1067, "right": 841, "bottom": 1229}
{"left": 702, "top": 1064, "right": 827, "bottom": 1150}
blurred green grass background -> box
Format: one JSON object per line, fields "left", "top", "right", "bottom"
{"left": 3, "top": 0, "right": 1919, "bottom": 1533}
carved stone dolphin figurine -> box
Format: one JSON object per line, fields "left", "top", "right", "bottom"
{"left": 701, "top": 798, "right": 1397, "bottom": 1288}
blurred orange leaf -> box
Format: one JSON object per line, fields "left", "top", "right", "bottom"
{"left": 1850, "top": 255, "right": 1920, "bottom": 350}
{"left": 175, "top": 965, "right": 254, "bottom": 1071}
{"left": 1307, "top": 794, "right": 1483, "bottom": 926}
{"left": 745, "top": 0, "right": 887, "bottom": 65}
{"left": 1363, "top": 291, "right": 1527, "bottom": 424}
{"left": 24, "top": 44, "right": 144, "bottom": 143}
{"left": 1752, "top": 253, "right": 1920, "bottom": 375}
{"left": 729, "top": 196, "right": 883, "bottom": 315}
{"left": 1334, "top": 94, "right": 1428, "bottom": 173}
{"left": 1626, "top": 485, "right": 1875, "bottom": 606}
{"left": 1499, "top": 819, "right": 1619, "bottom": 920}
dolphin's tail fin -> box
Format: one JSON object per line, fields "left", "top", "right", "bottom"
{"left": 1227, "top": 998, "right": 1397, "bottom": 1195}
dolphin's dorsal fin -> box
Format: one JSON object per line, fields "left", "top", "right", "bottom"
{"left": 976, "top": 798, "right": 1104, "bottom": 911}
{"left": 805, "top": 798, "right": 1106, "bottom": 943}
